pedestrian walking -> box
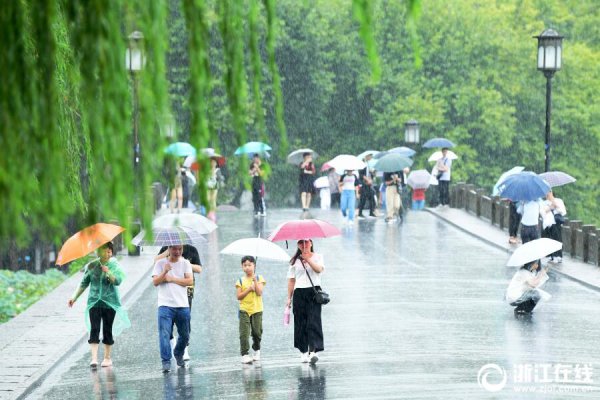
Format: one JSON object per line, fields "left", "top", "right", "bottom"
{"left": 286, "top": 239, "right": 325, "bottom": 364}
{"left": 339, "top": 170, "right": 359, "bottom": 225}
{"left": 236, "top": 256, "right": 266, "bottom": 364}
{"left": 506, "top": 260, "right": 550, "bottom": 315}
{"left": 249, "top": 154, "right": 266, "bottom": 217}
{"left": 152, "top": 245, "right": 193, "bottom": 373}
{"left": 411, "top": 188, "right": 426, "bottom": 210}
{"left": 155, "top": 245, "right": 202, "bottom": 361}
{"left": 206, "top": 159, "right": 224, "bottom": 222}
{"left": 508, "top": 201, "right": 521, "bottom": 244}
{"left": 299, "top": 153, "right": 316, "bottom": 211}
{"left": 517, "top": 200, "right": 542, "bottom": 244}
{"left": 170, "top": 165, "right": 184, "bottom": 213}
{"left": 541, "top": 191, "right": 566, "bottom": 263}
{"left": 68, "top": 242, "right": 130, "bottom": 368}
{"left": 327, "top": 169, "right": 340, "bottom": 208}
{"left": 357, "top": 157, "right": 376, "bottom": 218}
{"left": 384, "top": 171, "right": 402, "bottom": 223}
{"left": 436, "top": 148, "right": 452, "bottom": 207}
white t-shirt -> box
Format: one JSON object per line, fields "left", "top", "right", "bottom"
{"left": 287, "top": 253, "right": 324, "bottom": 289}
{"left": 436, "top": 157, "right": 452, "bottom": 181}
{"left": 519, "top": 200, "right": 541, "bottom": 226}
{"left": 340, "top": 174, "right": 358, "bottom": 191}
{"left": 152, "top": 258, "right": 192, "bottom": 308}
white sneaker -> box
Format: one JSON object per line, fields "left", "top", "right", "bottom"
{"left": 308, "top": 352, "right": 319, "bottom": 364}
{"left": 241, "top": 355, "right": 253, "bottom": 364}
{"left": 252, "top": 350, "right": 261, "bottom": 361}
{"left": 300, "top": 353, "right": 309, "bottom": 363}
{"left": 555, "top": 256, "right": 562, "bottom": 263}
{"left": 183, "top": 345, "right": 190, "bottom": 361}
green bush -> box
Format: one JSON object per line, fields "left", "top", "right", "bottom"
{"left": 0, "top": 258, "right": 90, "bottom": 324}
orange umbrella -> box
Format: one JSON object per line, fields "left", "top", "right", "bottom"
{"left": 56, "top": 223, "right": 125, "bottom": 266}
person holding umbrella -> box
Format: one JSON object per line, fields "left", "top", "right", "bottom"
{"left": 152, "top": 244, "right": 193, "bottom": 373}
{"left": 286, "top": 239, "right": 325, "bottom": 364}
{"left": 435, "top": 148, "right": 452, "bottom": 207}
{"left": 506, "top": 260, "right": 550, "bottom": 315}
{"left": 541, "top": 191, "right": 567, "bottom": 263}
{"left": 154, "top": 245, "right": 202, "bottom": 362}
{"left": 299, "top": 153, "right": 316, "bottom": 211}
{"left": 249, "top": 154, "right": 266, "bottom": 217}
{"left": 68, "top": 242, "right": 130, "bottom": 368}
{"left": 383, "top": 171, "right": 402, "bottom": 223}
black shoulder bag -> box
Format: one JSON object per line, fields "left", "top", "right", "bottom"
{"left": 301, "top": 259, "right": 330, "bottom": 305}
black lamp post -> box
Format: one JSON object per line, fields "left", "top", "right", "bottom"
{"left": 126, "top": 31, "right": 145, "bottom": 256}
{"left": 126, "top": 31, "right": 145, "bottom": 173}
{"left": 535, "top": 29, "right": 563, "bottom": 172}
{"left": 404, "top": 119, "right": 420, "bottom": 144}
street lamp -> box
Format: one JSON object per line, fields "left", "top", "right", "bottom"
{"left": 535, "top": 28, "right": 563, "bottom": 172}
{"left": 404, "top": 119, "right": 420, "bottom": 144}
{"left": 126, "top": 31, "right": 145, "bottom": 169}
{"left": 126, "top": 31, "right": 144, "bottom": 256}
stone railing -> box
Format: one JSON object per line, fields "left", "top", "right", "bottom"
{"left": 449, "top": 183, "right": 600, "bottom": 266}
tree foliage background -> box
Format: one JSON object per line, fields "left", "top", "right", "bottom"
{"left": 1, "top": 0, "right": 599, "bottom": 271}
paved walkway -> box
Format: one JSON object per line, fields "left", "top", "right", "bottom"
{"left": 427, "top": 206, "right": 600, "bottom": 291}
{"left": 2, "top": 207, "right": 600, "bottom": 399}
{"left": 0, "top": 249, "right": 157, "bottom": 400}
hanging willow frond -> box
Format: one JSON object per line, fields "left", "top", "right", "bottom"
{"left": 352, "top": 0, "right": 382, "bottom": 84}
{"left": 262, "top": 0, "right": 288, "bottom": 155}
{"left": 249, "top": 0, "right": 266, "bottom": 142}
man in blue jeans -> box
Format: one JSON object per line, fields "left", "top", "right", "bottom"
{"left": 152, "top": 244, "right": 193, "bottom": 373}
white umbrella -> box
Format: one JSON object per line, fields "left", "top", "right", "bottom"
{"left": 314, "top": 176, "right": 330, "bottom": 189}
{"left": 493, "top": 166, "right": 525, "bottom": 196}
{"left": 287, "top": 149, "right": 318, "bottom": 165}
{"left": 153, "top": 212, "right": 217, "bottom": 234}
{"left": 327, "top": 155, "right": 366, "bottom": 171}
{"left": 220, "top": 238, "right": 289, "bottom": 261}
{"left": 407, "top": 170, "right": 433, "bottom": 190}
{"left": 506, "top": 238, "right": 563, "bottom": 267}
{"left": 428, "top": 150, "right": 458, "bottom": 162}
{"left": 356, "top": 150, "right": 380, "bottom": 161}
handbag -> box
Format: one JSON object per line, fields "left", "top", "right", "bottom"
{"left": 554, "top": 212, "right": 565, "bottom": 225}
{"left": 301, "top": 259, "right": 330, "bottom": 305}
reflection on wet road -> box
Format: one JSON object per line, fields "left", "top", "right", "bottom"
{"left": 30, "top": 209, "right": 600, "bottom": 399}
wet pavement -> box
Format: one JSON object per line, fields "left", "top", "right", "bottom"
{"left": 27, "top": 209, "right": 600, "bottom": 399}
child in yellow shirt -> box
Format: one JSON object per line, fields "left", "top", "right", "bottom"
{"left": 236, "top": 256, "right": 266, "bottom": 363}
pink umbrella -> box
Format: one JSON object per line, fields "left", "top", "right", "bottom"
{"left": 320, "top": 162, "right": 333, "bottom": 172}
{"left": 267, "top": 219, "right": 341, "bottom": 242}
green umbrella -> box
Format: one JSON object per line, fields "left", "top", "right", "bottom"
{"left": 373, "top": 153, "right": 413, "bottom": 173}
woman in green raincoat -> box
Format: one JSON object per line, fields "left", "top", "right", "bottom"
{"left": 68, "top": 242, "right": 130, "bottom": 368}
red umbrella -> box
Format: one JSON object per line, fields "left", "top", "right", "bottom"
{"left": 267, "top": 219, "right": 341, "bottom": 242}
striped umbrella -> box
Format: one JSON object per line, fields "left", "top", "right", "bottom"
{"left": 538, "top": 171, "right": 576, "bottom": 188}
{"left": 132, "top": 226, "right": 207, "bottom": 246}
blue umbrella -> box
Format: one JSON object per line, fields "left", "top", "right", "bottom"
{"left": 422, "top": 138, "right": 455, "bottom": 148}
{"left": 234, "top": 141, "right": 272, "bottom": 157}
{"left": 492, "top": 166, "right": 525, "bottom": 196}
{"left": 164, "top": 142, "right": 197, "bottom": 157}
{"left": 497, "top": 172, "right": 551, "bottom": 202}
